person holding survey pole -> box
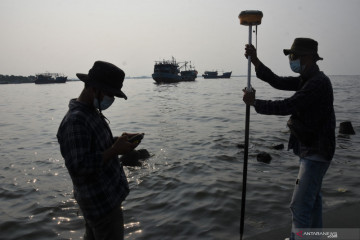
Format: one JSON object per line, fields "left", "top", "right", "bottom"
{"left": 57, "top": 61, "right": 144, "bottom": 240}
{"left": 243, "top": 38, "right": 335, "bottom": 240}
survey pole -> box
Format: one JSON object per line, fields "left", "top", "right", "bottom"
{"left": 238, "top": 10, "right": 263, "bottom": 240}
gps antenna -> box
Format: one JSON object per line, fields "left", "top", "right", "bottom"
{"left": 238, "top": 10, "right": 263, "bottom": 240}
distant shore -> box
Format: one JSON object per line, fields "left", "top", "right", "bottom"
{"left": 0, "top": 74, "right": 154, "bottom": 84}
{"left": 0, "top": 74, "right": 81, "bottom": 84}
{"left": 0, "top": 74, "right": 36, "bottom": 84}
{"left": 0, "top": 75, "right": 253, "bottom": 84}
{"left": 1, "top": 74, "right": 358, "bottom": 84}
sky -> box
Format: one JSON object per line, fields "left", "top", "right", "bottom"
{"left": 0, "top": 0, "right": 359, "bottom": 78}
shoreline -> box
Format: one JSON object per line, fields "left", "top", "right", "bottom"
{"left": 247, "top": 202, "right": 360, "bottom": 240}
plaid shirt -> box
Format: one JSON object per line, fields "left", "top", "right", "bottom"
{"left": 57, "top": 99, "right": 129, "bottom": 221}
{"left": 253, "top": 63, "right": 336, "bottom": 160}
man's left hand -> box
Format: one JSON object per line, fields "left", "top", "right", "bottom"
{"left": 243, "top": 88, "right": 256, "bottom": 106}
{"left": 122, "top": 132, "right": 141, "bottom": 138}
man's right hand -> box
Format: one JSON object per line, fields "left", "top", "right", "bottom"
{"left": 112, "top": 135, "right": 137, "bottom": 155}
{"left": 245, "top": 44, "right": 261, "bottom": 68}
{"left": 103, "top": 135, "right": 137, "bottom": 162}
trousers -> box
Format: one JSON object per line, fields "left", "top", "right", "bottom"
{"left": 290, "top": 157, "right": 330, "bottom": 240}
{"left": 84, "top": 206, "right": 124, "bottom": 240}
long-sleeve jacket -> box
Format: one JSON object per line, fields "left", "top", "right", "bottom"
{"left": 253, "top": 63, "right": 336, "bottom": 160}
{"left": 57, "top": 99, "right": 129, "bottom": 221}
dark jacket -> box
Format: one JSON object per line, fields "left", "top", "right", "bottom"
{"left": 253, "top": 63, "right": 336, "bottom": 160}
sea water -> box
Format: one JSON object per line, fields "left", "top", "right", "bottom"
{"left": 0, "top": 76, "right": 359, "bottom": 240}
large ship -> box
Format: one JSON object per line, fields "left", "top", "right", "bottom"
{"left": 35, "top": 73, "right": 67, "bottom": 84}
{"left": 152, "top": 57, "right": 197, "bottom": 83}
{"left": 202, "top": 70, "right": 232, "bottom": 79}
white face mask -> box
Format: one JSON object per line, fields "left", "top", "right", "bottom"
{"left": 289, "top": 59, "right": 306, "bottom": 73}
{"left": 93, "top": 95, "right": 115, "bottom": 110}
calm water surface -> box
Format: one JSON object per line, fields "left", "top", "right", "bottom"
{"left": 0, "top": 76, "right": 359, "bottom": 239}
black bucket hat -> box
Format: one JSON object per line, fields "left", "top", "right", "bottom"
{"left": 283, "top": 38, "right": 323, "bottom": 61}
{"left": 77, "top": 61, "right": 127, "bottom": 100}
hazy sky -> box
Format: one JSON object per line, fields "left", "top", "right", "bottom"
{"left": 1, "top": 0, "right": 359, "bottom": 78}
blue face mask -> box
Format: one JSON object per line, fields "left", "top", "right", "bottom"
{"left": 289, "top": 59, "right": 305, "bottom": 73}
{"left": 94, "top": 95, "right": 115, "bottom": 110}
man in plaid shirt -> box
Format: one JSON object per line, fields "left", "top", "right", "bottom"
{"left": 57, "top": 61, "right": 140, "bottom": 240}
{"left": 243, "top": 38, "right": 335, "bottom": 240}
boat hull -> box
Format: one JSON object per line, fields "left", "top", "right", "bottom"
{"left": 202, "top": 71, "right": 232, "bottom": 79}
{"left": 180, "top": 70, "right": 197, "bottom": 81}
{"left": 219, "top": 72, "right": 232, "bottom": 78}
{"left": 35, "top": 79, "right": 67, "bottom": 84}
{"left": 35, "top": 75, "right": 67, "bottom": 84}
{"left": 152, "top": 72, "right": 182, "bottom": 83}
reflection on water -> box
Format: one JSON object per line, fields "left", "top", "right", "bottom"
{"left": 0, "top": 76, "right": 359, "bottom": 239}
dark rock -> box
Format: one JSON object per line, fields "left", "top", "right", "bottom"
{"left": 272, "top": 144, "right": 284, "bottom": 150}
{"left": 120, "top": 149, "right": 150, "bottom": 167}
{"left": 339, "top": 121, "right": 355, "bottom": 135}
{"left": 237, "top": 143, "right": 245, "bottom": 149}
{"left": 137, "top": 149, "right": 151, "bottom": 159}
{"left": 257, "top": 152, "right": 272, "bottom": 164}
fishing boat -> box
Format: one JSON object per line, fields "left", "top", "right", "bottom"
{"left": 35, "top": 73, "right": 67, "bottom": 84}
{"left": 202, "top": 70, "right": 232, "bottom": 79}
{"left": 152, "top": 57, "right": 197, "bottom": 83}
{"left": 180, "top": 61, "right": 198, "bottom": 82}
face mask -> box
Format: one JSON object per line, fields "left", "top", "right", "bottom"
{"left": 94, "top": 95, "right": 115, "bottom": 110}
{"left": 289, "top": 59, "right": 305, "bottom": 73}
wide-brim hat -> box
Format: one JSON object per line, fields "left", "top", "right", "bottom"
{"left": 283, "top": 38, "right": 323, "bottom": 61}
{"left": 77, "top": 61, "right": 127, "bottom": 100}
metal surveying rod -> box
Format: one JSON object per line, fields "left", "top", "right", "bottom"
{"left": 238, "top": 10, "right": 263, "bottom": 240}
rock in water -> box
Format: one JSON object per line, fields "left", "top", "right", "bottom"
{"left": 257, "top": 152, "right": 272, "bottom": 164}
{"left": 237, "top": 143, "right": 245, "bottom": 149}
{"left": 137, "top": 149, "right": 151, "bottom": 158}
{"left": 121, "top": 149, "right": 150, "bottom": 167}
{"left": 339, "top": 121, "right": 355, "bottom": 135}
{"left": 272, "top": 144, "right": 284, "bottom": 150}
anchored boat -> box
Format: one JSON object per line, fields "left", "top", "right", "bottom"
{"left": 152, "top": 57, "right": 198, "bottom": 83}
{"left": 180, "top": 61, "right": 198, "bottom": 82}
{"left": 35, "top": 73, "right": 67, "bottom": 84}
{"left": 202, "top": 70, "right": 232, "bottom": 79}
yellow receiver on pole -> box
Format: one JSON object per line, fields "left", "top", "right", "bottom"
{"left": 238, "top": 10, "right": 263, "bottom": 26}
